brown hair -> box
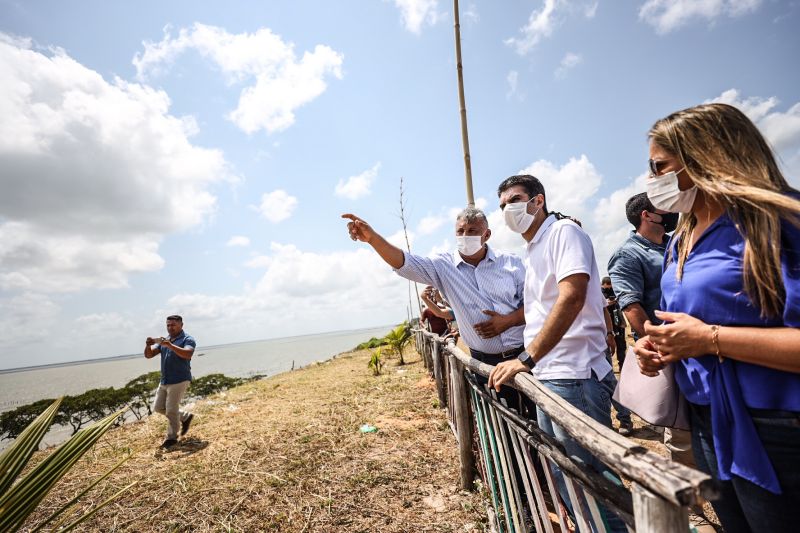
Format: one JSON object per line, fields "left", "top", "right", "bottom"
{"left": 649, "top": 103, "right": 800, "bottom": 318}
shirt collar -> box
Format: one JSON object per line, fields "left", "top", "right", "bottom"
{"left": 170, "top": 330, "right": 186, "bottom": 342}
{"left": 454, "top": 244, "right": 495, "bottom": 266}
{"left": 631, "top": 231, "right": 667, "bottom": 251}
{"left": 529, "top": 214, "right": 557, "bottom": 246}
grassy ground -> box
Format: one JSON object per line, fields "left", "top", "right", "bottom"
{"left": 22, "top": 348, "right": 487, "bottom": 532}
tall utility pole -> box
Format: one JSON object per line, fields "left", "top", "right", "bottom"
{"left": 453, "top": 0, "right": 475, "bottom": 207}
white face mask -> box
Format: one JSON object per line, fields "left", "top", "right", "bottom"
{"left": 503, "top": 199, "right": 539, "bottom": 233}
{"left": 646, "top": 168, "right": 697, "bottom": 213}
{"left": 456, "top": 235, "right": 483, "bottom": 256}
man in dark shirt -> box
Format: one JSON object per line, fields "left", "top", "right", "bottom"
{"left": 420, "top": 286, "right": 452, "bottom": 336}
{"left": 608, "top": 193, "right": 693, "bottom": 465}
{"left": 145, "top": 314, "right": 196, "bottom": 448}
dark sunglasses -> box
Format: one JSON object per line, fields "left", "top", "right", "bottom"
{"left": 648, "top": 159, "right": 668, "bottom": 177}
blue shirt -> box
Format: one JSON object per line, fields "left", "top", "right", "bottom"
{"left": 396, "top": 246, "right": 525, "bottom": 353}
{"left": 157, "top": 330, "right": 195, "bottom": 385}
{"left": 661, "top": 212, "right": 800, "bottom": 494}
{"left": 608, "top": 231, "right": 666, "bottom": 327}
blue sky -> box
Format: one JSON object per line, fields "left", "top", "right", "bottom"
{"left": 1, "top": 0, "right": 798, "bottom": 369}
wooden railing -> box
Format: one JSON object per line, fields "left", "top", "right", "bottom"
{"left": 413, "top": 328, "right": 716, "bottom": 533}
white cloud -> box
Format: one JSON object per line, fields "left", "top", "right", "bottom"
{"left": 0, "top": 34, "right": 230, "bottom": 293}
{"left": 706, "top": 89, "right": 800, "bottom": 184}
{"left": 162, "top": 243, "right": 410, "bottom": 345}
{"left": 639, "top": 0, "right": 762, "bottom": 34}
{"left": 335, "top": 162, "right": 380, "bottom": 200}
{"left": 555, "top": 52, "right": 583, "bottom": 79}
{"left": 0, "top": 293, "right": 60, "bottom": 349}
{"left": 518, "top": 155, "right": 603, "bottom": 223}
{"left": 417, "top": 215, "right": 447, "bottom": 235}
{"left": 391, "top": 0, "right": 444, "bottom": 34}
{"left": 226, "top": 236, "right": 251, "bottom": 247}
{"left": 506, "top": 0, "right": 598, "bottom": 55}
{"left": 244, "top": 254, "right": 272, "bottom": 269}
{"left": 463, "top": 2, "right": 480, "bottom": 24}
{"left": 416, "top": 198, "right": 488, "bottom": 236}
{"left": 254, "top": 190, "right": 298, "bottom": 223}
{"left": 506, "top": 70, "right": 519, "bottom": 100}
{"left": 134, "top": 23, "right": 344, "bottom": 134}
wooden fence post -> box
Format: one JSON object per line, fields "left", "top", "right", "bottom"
{"left": 449, "top": 354, "right": 475, "bottom": 490}
{"left": 632, "top": 483, "right": 688, "bottom": 533}
{"left": 431, "top": 341, "right": 447, "bottom": 407}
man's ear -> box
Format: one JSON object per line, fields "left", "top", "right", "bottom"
{"left": 484, "top": 228, "right": 492, "bottom": 242}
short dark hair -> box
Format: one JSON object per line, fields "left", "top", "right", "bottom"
{"left": 166, "top": 315, "right": 183, "bottom": 322}
{"left": 601, "top": 276, "right": 612, "bottom": 286}
{"left": 625, "top": 192, "right": 655, "bottom": 229}
{"left": 497, "top": 174, "right": 548, "bottom": 213}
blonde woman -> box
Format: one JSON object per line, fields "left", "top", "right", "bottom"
{"left": 634, "top": 103, "right": 800, "bottom": 532}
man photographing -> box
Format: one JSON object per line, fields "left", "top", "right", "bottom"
{"left": 145, "top": 315, "right": 196, "bottom": 449}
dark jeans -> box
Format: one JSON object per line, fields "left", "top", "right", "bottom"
{"left": 538, "top": 371, "right": 628, "bottom": 533}
{"left": 690, "top": 403, "right": 800, "bottom": 533}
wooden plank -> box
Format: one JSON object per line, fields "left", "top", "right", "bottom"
{"left": 487, "top": 396, "right": 523, "bottom": 533}
{"left": 541, "top": 456, "right": 571, "bottom": 533}
{"left": 632, "top": 483, "right": 689, "bottom": 533}
{"left": 564, "top": 474, "right": 591, "bottom": 532}
{"left": 509, "top": 427, "right": 546, "bottom": 533}
{"left": 440, "top": 338, "right": 713, "bottom": 507}
{"left": 430, "top": 341, "right": 447, "bottom": 408}
{"left": 450, "top": 355, "right": 475, "bottom": 490}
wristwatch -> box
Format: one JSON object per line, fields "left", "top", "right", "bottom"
{"left": 518, "top": 352, "right": 534, "bottom": 369}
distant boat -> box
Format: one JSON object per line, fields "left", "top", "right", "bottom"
{"left": 196, "top": 352, "right": 205, "bottom": 357}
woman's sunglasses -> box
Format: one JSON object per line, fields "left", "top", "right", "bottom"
{"left": 648, "top": 159, "right": 668, "bottom": 177}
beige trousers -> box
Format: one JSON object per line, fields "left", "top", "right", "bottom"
{"left": 664, "top": 427, "right": 696, "bottom": 467}
{"left": 153, "top": 381, "right": 191, "bottom": 440}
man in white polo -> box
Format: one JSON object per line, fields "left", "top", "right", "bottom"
{"left": 489, "top": 174, "right": 626, "bottom": 533}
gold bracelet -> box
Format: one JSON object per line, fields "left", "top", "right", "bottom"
{"left": 710, "top": 325, "right": 722, "bottom": 362}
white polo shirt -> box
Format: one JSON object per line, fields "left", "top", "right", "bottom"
{"left": 523, "top": 215, "right": 612, "bottom": 380}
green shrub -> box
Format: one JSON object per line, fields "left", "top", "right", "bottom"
{"left": 188, "top": 373, "right": 245, "bottom": 397}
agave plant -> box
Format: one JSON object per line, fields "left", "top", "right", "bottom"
{"left": 0, "top": 398, "right": 134, "bottom": 532}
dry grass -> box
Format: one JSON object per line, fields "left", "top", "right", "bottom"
{"left": 21, "top": 349, "right": 487, "bottom": 532}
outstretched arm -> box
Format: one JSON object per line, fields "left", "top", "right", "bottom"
{"left": 342, "top": 214, "right": 404, "bottom": 269}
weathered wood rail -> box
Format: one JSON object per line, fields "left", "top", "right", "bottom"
{"left": 413, "top": 328, "right": 716, "bottom": 533}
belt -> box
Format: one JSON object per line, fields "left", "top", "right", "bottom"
{"left": 471, "top": 346, "right": 525, "bottom": 360}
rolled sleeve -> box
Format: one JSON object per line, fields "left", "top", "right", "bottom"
{"left": 608, "top": 250, "right": 644, "bottom": 311}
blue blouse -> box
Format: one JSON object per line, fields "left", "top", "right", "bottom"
{"left": 661, "top": 212, "right": 800, "bottom": 494}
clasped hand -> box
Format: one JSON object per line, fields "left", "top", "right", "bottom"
{"left": 634, "top": 310, "right": 712, "bottom": 376}
{"left": 473, "top": 310, "right": 508, "bottom": 339}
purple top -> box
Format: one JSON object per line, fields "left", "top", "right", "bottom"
{"left": 661, "top": 210, "right": 800, "bottom": 494}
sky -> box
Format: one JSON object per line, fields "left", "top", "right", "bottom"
{"left": 1, "top": 0, "right": 799, "bottom": 369}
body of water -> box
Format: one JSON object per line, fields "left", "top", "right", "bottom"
{"left": 0, "top": 325, "right": 393, "bottom": 414}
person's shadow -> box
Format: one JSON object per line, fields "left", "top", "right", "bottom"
{"left": 156, "top": 438, "right": 209, "bottom": 458}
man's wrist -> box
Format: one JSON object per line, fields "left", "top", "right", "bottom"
{"left": 518, "top": 351, "right": 534, "bottom": 369}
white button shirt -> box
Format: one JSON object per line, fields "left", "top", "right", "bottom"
{"left": 395, "top": 246, "right": 525, "bottom": 353}
{"left": 523, "top": 215, "right": 612, "bottom": 380}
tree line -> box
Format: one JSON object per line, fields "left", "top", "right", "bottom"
{"left": 0, "top": 371, "right": 259, "bottom": 440}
